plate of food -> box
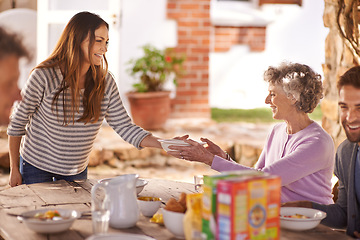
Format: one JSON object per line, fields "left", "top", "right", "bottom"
{"left": 18, "top": 208, "right": 80, "bottom": 234}
{"left": 280, "top": 207, "right": 326, "bottom": 231}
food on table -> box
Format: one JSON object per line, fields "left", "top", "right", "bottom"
{"left": 178, "top": 192, "right": 187, "bottom": 208}
{"left": 282, "top": 213, "right": 310, "bottom": 219}
{"left": 138, "top": 196, "right": 161, "bottom": 201}
{"left": 150, "top": 212, "right": 164, "bottom": 225}
{"left": 34, "top": 210, "right": 62, "bottom": 220}
{"left": 164, "top": 193, "right": 187, "bottom": 213}
{"left": 184, "top": 193, "right": 202, "bottom": 240}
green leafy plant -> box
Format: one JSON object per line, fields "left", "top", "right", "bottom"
{"left": 127, "top": 44, "right": 185, "bottom": 92}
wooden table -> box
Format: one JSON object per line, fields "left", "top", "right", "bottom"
{"left": 0, "top": 179, "right": 352, "bottom": 240}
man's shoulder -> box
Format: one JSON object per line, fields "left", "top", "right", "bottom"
{"left": 337, "top": 139, "right": 357, "bottom": 158}
{"left": 338, "top": 139, "right": 357, "bottom": 150}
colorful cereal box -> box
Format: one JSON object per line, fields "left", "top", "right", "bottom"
{"left": 202, "top": 170, "right": 265, "bottom": 240}
{"left": 216, "top": 175, "right": 281, "bottom": 240}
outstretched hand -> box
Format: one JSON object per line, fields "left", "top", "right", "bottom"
{"left": 167, "top": 138, "right": 215, "bottom": 166}
{"left": 200, "top": 137, "right": 227, "bottom": 159}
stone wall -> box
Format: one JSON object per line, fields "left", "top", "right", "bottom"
{"left": 321, "top": 0, "right": 358, "bottom": 147}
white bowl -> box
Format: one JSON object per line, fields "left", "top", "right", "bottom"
{"left": 280, "top": 207, "right": 326, "bottom": 231}
{"left": 162, "top": 208, "right": 185, "bottom": 239}
{"left": 99, "top": 178, "right": 148, "bottom": 195}
{"left": 159, "top": 139, "right": 190, "bottom": 152}
{"left": 19, "top": 208, "right": 80, "bottom": 234}
{"left": 159, "top": 139, "right": 205, "bottom": 152}
{"left": 137, "top": 197, "right": 162, "bottom": 217}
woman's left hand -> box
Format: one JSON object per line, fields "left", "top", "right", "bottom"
{"left": 167, "top": 139, "right": 215, "bottom": 166}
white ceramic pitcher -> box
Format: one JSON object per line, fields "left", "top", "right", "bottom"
{"left": 91, "top": 174, "right": 140, "bottom": 229}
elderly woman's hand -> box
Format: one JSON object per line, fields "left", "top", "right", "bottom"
{"left": 167, "top": 138, "right": 215, "bottom": 166}
{"left": 200, "top": 138, "right": 228, "bottom": 159}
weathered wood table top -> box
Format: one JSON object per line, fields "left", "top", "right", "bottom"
{"left": 0, "top": 179, "right": 352, "bottom": 240}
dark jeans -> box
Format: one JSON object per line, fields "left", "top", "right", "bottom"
{"left": 20, "top": 156, "right": 87, "bottom": 184}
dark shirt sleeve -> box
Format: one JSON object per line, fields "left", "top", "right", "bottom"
{"left": 311, "top": 151, "right": 348, "bottom": 229}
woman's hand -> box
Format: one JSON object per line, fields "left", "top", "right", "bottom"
{"left": 167, "top": 138, "right": 215, "bottom": 166}
{"left": 201, "top": 138, "right": 227, "bottom": 159}
{"left": 9, "top": 168, "right": 22, "bottom": 187}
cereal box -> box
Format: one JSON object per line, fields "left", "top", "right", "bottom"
{"left": 202, "top": 170, "right": 264, "bottom": 240}
{"left": 216, "top": 175, "right": 281, "bottom": 240}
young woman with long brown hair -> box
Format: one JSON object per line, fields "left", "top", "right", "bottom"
{"left": 7, "top": 11, "right": 162, "bottom": 187}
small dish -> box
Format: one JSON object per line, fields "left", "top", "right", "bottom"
{"left": 98, "top": 178, "right": 148, "bottom": 195}
{"left": 19, "top": 208, "right": 80, "bottom": 234}
{"left": 162, "top": 208, "right": 185, "bottom": 239}
{"left": 280, "top": 207, "right": 326, "bottom": 231}
{"left": 137, "top": 197, "right": 162, "bottom": 217}
{"left": 159, "top": 139, "right": 205, "bottom": 152}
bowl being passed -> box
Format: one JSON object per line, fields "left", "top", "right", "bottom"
{"left": 98, "top": 178, "right": 148, "bottom": 195}
{"left": 280, "top": 207, "right": 326, "bottom": 231}
{"left": 159, "top": 139, "right": 205, "bottom": 152}
{"left": 162, "top": 208, "right": 185, "bottom": 239}
{"left": 19, "top": 208, "right": 80, "bottom": 234}
{"left": 137, "top": 197, "right": 162, "bottom": 217}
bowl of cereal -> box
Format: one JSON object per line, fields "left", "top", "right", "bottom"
{"left": 137, "top": 196, "right": 162, "bottom": 217}
{"left": 161, "top": 193, "right": 187, "bottom": 238}
{"left": 19, "top": 208, "right": 80, "bottom": 234}
{"left": 162, "top": 208, "right": 185, "bottom": 239}
{"left": 280, "top": 207, "right": 326, "bottom": 231}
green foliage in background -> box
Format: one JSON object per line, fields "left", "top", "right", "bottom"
{"left": 211, "top": 105, "right": 323, "bottom": 123}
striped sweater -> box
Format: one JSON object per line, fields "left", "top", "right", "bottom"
{"left": 7, "top": 66, "right": 150, "bottom": 175}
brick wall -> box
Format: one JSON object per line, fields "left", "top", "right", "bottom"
{"left": 167, "top": 0, "right": 211, "bottom": 118}
{"left": 214, "top": 26, "right": 266, "bottom": 52}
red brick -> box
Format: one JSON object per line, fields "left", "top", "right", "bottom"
{"left": 167, "top": 2, "right": 177, "bottom": 9}
{"left": 178, "top": 30, "right": 188, "bottom": 36}
{"left": 201, "top": 73, "right": 209, "bottom": 78}
{"left": 176, "top": 90, "right": 198, "bottom": 96}
{"left": 179, "top": 38, "right": 198, "bottom": 45}
{"left": 191, "top": 12, "right": 210, "bottom": 18}
{"left": 190, "top": 82, "right": 208, "bottom": 87}
{"left": 191, "top": 99, "right": 209, "bottom": 104}
{"left": 179, "top": 3, "right": 200, "bottom": 10}
{"left": 191, "top": 47, "right": 210, "bottom": 54}
{"left": 167, "top": 12, "right": 189, "bottom": 19}
{"left": 190, "top": 65, "right": 209, "bottom": 71}
{"left": 185, "top": 55, "right": 200, "bottom": 62}
{"left": 171, "top": 99, "right": 187, "bottom": 105}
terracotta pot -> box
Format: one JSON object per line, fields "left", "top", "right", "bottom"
{"left": 126, "top": 91, "right": 171, "bottom": 130}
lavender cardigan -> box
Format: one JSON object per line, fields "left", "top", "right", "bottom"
{"left": 212, "top": 122, "right": 335, "bottom": 204}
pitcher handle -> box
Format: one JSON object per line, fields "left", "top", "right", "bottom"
{"left": 91, "top": 182, "right": 107, "bottom": 211}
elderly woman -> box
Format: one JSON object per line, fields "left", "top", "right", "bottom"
{"left": 170, "top": 62, "right": 335, "bottom": 204}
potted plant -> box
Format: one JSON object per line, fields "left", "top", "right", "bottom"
{"left": 126, "top": 44, "right": 185, "bottom": 130}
